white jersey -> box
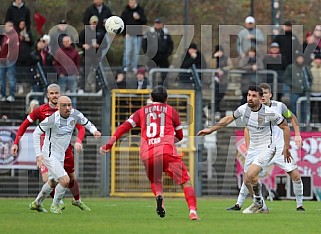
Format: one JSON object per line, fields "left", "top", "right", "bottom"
{"left": 33, "top": 109, "right": 97, "bottom": 161}
{"left": 265, "top": 100, "right": 290, "bottom": 146}
{"left": 233, "top": 103, "right": 284, "bottom": 149}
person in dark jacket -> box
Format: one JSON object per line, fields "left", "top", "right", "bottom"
{"left": 78, "top": 15, "right": 107, "bottom": 93}
{"left": 83, "top": 0, "right": 113, "bottom": 32}
{"left": 121, "top": 0, "right": 147, "bottom": 72}
{"left": 274, "top": 21, "right": 301, "bottom": 67}
{"left": 142, "top": 18, "right": 173, "bottom": 86}
{"left": 30, "top": 38, "right": 54, "bottom": 102}
{"left": 180, "top": 42, "right": 206, "bottom": 84}
{"left": 5, "top": 0, "right": 31, "bottom": 31}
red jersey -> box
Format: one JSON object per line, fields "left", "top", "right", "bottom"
{"left": 14, "top": 103, "right": 85, "bottom": 151}
{"left": 105, "top": 102, "right": 183, "bottom": 161}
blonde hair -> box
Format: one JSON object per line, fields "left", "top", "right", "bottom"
{"left": 47, "top": 83, "right": 60, "bottom": 93}
{"left": 28, "top": 99, "right": 40, "bottom": 113}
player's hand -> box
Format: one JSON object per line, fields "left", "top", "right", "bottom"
{"left": 36, "top": 155, "right": 44, "bottom": 169}
{"left": 93, "top": 131, "right": 101, "bottom": 139}
{"left": 197, "top": 128, "right": 213, "bottom": 136}
{"left": 283, "top": 148, "right": 293, "bottom": 163}
{"left": 11, "top": 144, "right": 18, "bottom": 156}
{"left": 74, "top": 142, "right": 83, "bottom": 152}
{"left": 100, "top": 146, "right": 110, "bottom": 154}
{"left": 294, "top": 135, "right": 303, "bottom": 148}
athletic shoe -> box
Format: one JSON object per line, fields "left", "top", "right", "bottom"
{"left": 226, "top": 204, "right": 241, "bottom": 211}
{"left": 256, "top": 206, "right": 269, "bottom": 214}
{"left": 29, "top": 201, "right": 48, "bottom": 212}
{"left": 72, "top": 200, "right": 91, "bottom": 211}
{"left": 189, "top": 212, "right": 200, "bottom": 221}
{"left": 58, "top": 202, "right": 66, "bottom": 210}
{"left": 50, "top": 205, "right": 62, "bottom": 214}
{"left": 156, "top": 195, "right": 165, "bottom": 218}
{"left": 297, "top": 206, "right": 305, "bottom": 211}
{"left": 0, "top": 96, "right": 6, "bottom": 102}
{"left": 242, "top": 202, "right": 263, "bottom": 214}
{"left": 6, "top": 95, "right": 15, "bottom": 102}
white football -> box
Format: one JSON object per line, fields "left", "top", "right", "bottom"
{"left": 104, "top": 16, "right": 124, "bottom": 34}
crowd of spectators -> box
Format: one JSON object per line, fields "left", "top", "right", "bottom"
{"left": 1, "top": 0, "right": 321, "bottom": 123}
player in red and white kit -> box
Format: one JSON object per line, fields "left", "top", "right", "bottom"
{"left": 11, "top": 84, "right": 90, "bottom": 211}
{"left": 100, "top": 86, "right": 199, "bottom": 220}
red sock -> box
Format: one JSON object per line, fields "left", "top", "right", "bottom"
{"left": 69, "top": 179, "right": 80, "bottom": 201}
{"left": 50, "top": 188, "right": 55, "bottom": 198}
{"left": 183, "top": 186, "right": 197, "bottom": 211}
{"left": 151, "top": 183, "right": 163, "bottom": 196}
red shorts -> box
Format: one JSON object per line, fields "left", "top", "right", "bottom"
{"left": 40, "top": 144, "right": 75, "bottom": 174}
{"left": 143, "top": 154, "right": 190, "bottom": 185}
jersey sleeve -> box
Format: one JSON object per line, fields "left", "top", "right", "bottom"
{"left": 267, "top": 111, "right": 284, "bottom": 125}
{"left": 75, "top": 110, "right": 98, "bottom": 134}
{"left": 33, "top": 116, "right": 53, "bottom": 157}
{"left": 233, "top": 105, "right": 244, "bottom": 119}
{"left": 14, "top": 107, "right": 41, "bottom": 144}
{"left": 281, "top": 102, "right": 292, "bottom": 118}
{"left": 75, "top": 124, "right": 85, "bottom": 143}
{"left": 127, "top": 109, "right": 141, "bottom": 127}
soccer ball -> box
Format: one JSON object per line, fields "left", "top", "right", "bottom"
{"left": 104, "top": 16, "right": 124, "bottom": 35}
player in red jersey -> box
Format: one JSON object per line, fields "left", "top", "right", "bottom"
{"left": 100, "top": 86, "right": 199, "bottom": 220}
{"left": 11, "top": 83, "right": 91, "bottom": 211}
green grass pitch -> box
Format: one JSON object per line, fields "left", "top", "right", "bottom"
{"left": 1, "top": 197, "right": 320, "bottom": 234}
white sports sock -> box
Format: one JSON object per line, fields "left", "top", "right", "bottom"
{"left": 52, "top": 183, "right": 67, "bottom": 206}
{"left": 252, "top": 181, "right": 263, "bottom": 204}
{"left": 35, "top": 182, "right": 53, "bottom": 205}
{"left": 236, "top": 182, "right": 249, "bottom": 207}
{"left": 292, "top": 180, "right": 303, "bottom": 207}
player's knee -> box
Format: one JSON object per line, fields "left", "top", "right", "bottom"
{"left": 180, "top": 180, "right": 192, "bottom": 189}
{"left": 289, "top": 169, "right": 301, "bottom": 181}
{"left": 60, "top": 176, "right": 70, "bottom": 187}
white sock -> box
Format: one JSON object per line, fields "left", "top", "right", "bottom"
{"left": 35, "top": 182, "right": 53, "bottom": 205}
{"left": 293, "top": 179, "right": 303, "bottom": 207}
{"left": 189, "top": 209, "right": 197, "bottom": 214}
{"left": 52, "top": 183, "right": 67, "bottom": 206}
{"left": 236, "top": 182, "right": 249, "bottom": 207}
{"left": 252, "top": 181, "right": 263, "bottom": 205}
{"left": 262, "top": 198, "right": 268, "bottom": 209}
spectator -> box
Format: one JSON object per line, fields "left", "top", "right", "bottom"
{"left": 16, "top": 19, "right": 33, "bottom": 67}
{"left": 135, "top": 67, "right": 148, "bottom": 89}
{"left": 30, "top": 38, "right": 54, "bottom": 102}
{"left": 83, "top": 0, "right": 112, "bottom": 32}
{"left": 283, "top": 54, "right": 307, "bottom": 120}
{"left": 210, "top": 45, "right": 233, "bottom": 115}
{"left": 5, "top": 0, "right": 31, "bottom": 31}
{"left": 263, "top": 42, "right": 288, "bottom": 100}
{"left": 239, "top": 47, "right": 263, "bottom": 104}
{"left": 78, "top": 15, "right": 107, "bottom": 93}
{"left": 115, "top": 70, "right": 126, "bottom": 89}
{"left": 41, "top": 34, "right": 51, "bottom": 54}
{"left": 303, "top": 28, "right": 321, "bottom": 65}
{"left": 54, "top": 35, "right": 80, "bottom": 107}
{"left": 0, "top": 21, "right": 19, "bottom": 102}
{"left": 237, "top": 16, "right": 264, "bottom": 57}
{"left": 309, "top": 52, "right": 321, "bottom": 123}
{"left": 49, "top": 19, "right": 75, "bottom": 56}
{"left": 180, "top": 42, "right": 206, "bottom": 84}
{"left": 273, "top": 20, "right": 301, "bottom": 67}
{"left": 142, "top": 18, "right": 173, "bottom": 86}
{"left": 121, "top": 0, "right": 147, "bottom": 72}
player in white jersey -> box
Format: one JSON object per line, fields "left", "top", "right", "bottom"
{"left": 227, "top": 83, "right": 305, "bottom": 212}
{"left": 198, "top": 85, "right": 292, "bottom": 214}
{"left": 32, "top": 96, "right": 101, "bottom": 214}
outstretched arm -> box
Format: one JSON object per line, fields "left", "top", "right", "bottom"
{"left": 100, "top": 121, "right": 133, "bottom": 153}
{"left": 197, "top": 115, "right": 235, "bottom": 136}
{"left": 278, "top": 119, "right": 292, "bottom": 163}
{"left": 289, "top": 113, "right": 302, "bottom": 148}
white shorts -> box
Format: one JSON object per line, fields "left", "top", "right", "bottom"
{"left": 43, "top": 156, "right": 67, "bottom": 181}
{"left": 261, "top": 146, "right": 297, "bottom": 175}
{"left": 244, "top": 145, "right": 276, "bottom": 173}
